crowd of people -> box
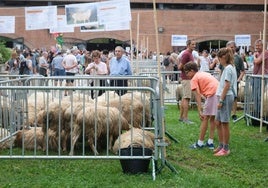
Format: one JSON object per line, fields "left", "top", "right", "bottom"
{"left": 161, "top": 43, "right": 255, "bottom": 82}
{"left": 4, "top": 46, "right": 132, "bottom": 98}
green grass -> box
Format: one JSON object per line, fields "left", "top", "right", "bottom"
{"left": 0, "top": 104, "right": 267, "bottom": 188}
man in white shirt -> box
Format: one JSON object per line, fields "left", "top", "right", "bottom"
{"left": 62, "top": 49, "right": 78, "bottom": 96}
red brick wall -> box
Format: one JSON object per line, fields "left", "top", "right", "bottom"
{"left": 0, "top": 7, "right": 266, "bottom": 53}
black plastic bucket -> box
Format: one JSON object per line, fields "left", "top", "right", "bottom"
{"left": 119, "top": 147, "right": 152, "bottom": 174}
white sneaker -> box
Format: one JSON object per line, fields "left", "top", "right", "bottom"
{"left": 183, "top": 119, "right": 194, "bottom": 125}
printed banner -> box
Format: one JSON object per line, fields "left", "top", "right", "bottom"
{"left": 235, "top": 35, "right": 251, "bottom": 46}
{"left": 0, "top": 16, "right": 15, "bottom": 34}
{"left": 171, "top": 35, "right": 188, "bottom": 46}
{"left": 66, "top": 0, "right": 131, "bottom": 31}
{"left": 25, "top": 6, "right": 57, "bottom": 30}
{"left": 50, "top": 15, "right": 74, "bottom": 33}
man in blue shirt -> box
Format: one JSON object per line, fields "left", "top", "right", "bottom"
{"left": 109, "top": 46, "right": 132, "bottom": 96}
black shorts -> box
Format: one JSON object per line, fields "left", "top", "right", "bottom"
{"left": 39, "top": 67, "right": 47, "bottom": 77}
{"left": 66, "top": 72, "right": 75, "bottom": 83}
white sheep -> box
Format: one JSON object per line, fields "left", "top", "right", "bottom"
{"left": 39, "top": 100, "right": 72, "bottom": 152}
{"left": 61, "top": 101, "right": 94, "bottom": 152}
{"left": 26, "top": 91, "right": 56, "bottom": 127}
{"left": 95, "top": 90, "right": 119, "bottom": 103}
{"left": 72, "top": 10, "right": 91, "bottom": 24}
{"left": 112, "top": 127, "right": 155, "bottom": 154}
{"left": 176, "top": 84, "right": 195, "bottom": 102}
{"left": 62, "top": 93, "right": 93, "bottom": 103}
{"left": 69, "top": 106, "right": 130, "bottom": 155}
{"left": 103, "top": 94, "right": 151, "bottom": 128}
{"left": 27, "top": 91, "right": 52, "bottom": 111}
{"left": 14, "top": 127, "right": 58, "bottom": 151}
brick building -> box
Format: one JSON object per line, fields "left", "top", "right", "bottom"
{"left": 0, "top": 0, "right": 267, "bottom": 54}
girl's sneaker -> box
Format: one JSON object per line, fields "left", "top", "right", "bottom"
{"left": 213, "top": 147, "right": 222, "bottom": 154}
{"left": 214, "top": 148, "right": 230, "bottom": 156}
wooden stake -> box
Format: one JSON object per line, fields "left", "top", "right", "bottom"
{"left": 152, "top": 0, "right": 166, "bottom": 154}
{"left": 136, "top": 13, "right": 140, "bottom": 75}
{"left": 260, "top": 0, "right": 267, "bottom": 132}
{"left": 130, "top": 20, "right": 133, "bottom": 67}
{"left": 146, "top": 37, "right": 149, "bottom": 59}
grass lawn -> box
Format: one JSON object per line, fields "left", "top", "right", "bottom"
{"left": 0, "top": 104, "right": 267, "bottom": 188}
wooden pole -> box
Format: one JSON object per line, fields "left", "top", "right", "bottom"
{"left": 146, "top": 37, "right": 149, "bottom": 59}
{"left": 136, "top": 13, "right": 140, "bottom": 75}
{"left": 260, "top": 0, "right": 267, "bottom": 132}
{"left": 152, "top": 0, "right": 166, "bottom": 152}
{"left": 141, "top": 36, "right": 145, "bottom": 60}
{"left": 130, "top": 21, "right": 133, "bottom": 68}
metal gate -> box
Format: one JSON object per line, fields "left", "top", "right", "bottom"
{"left": 243, "top": 74, "right": 268, "bottom": 131}
{"left": 0, "top": 75, "right": 174, "bottom": 180}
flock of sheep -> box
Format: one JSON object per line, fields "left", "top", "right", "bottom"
{"left": 0, "top": 91, "right": 157, "bottom": 156}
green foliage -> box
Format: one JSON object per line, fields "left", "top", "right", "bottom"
{"left": 0, "top": 105, "right": 267, "bottom": 187}
{"left": 0, "top": 41, "right": 12, "bottom": 64}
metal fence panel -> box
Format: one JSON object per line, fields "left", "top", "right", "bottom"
{"left": 243, "top": 74, "right": 268, "bottom": 128}
{"left": 0, "top": 75, "right": 171, "bottom": 179}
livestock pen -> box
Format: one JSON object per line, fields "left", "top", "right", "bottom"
{"left": 0, "top": 75, "right": 174, "bottom": 180}
{"left": 243, "top": 74, "right": 268, "bottom": 131}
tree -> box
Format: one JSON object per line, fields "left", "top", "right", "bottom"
{"left": 0, "top": 41, "right": 11, "bottom": 64}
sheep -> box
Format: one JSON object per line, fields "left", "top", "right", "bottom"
{"left": 96, "top": 90, "right": 119, "bottom": 102}
{"left": 124, "top": 92, "right": 152, "bottom": 126}
{"left": 72, "top": 10, "right": 92, "bottom": 24}
{"left": 39, "top": 100, "right": 72, "bottom": 152}
{"left": 62, "top": 93, "right": 93, "bottom": 103}
{"left": 176, "top": 84, "right": 195, "bottom": 103}
{"left": 112, "top": 127, "right": 171, "bottom": 154}
{"left": 69, "top": 106, "right": 130, "bottom": 156}
{"left": 40, "top": 101, "right": 71, "bottom": 132}
{"left": 27, "top": 103, "right": 42, "bottom": 127}
{"left": 0, "top": 128, "right": 15, "bottom": 149}
{"left": 112, "top": 127, "right": 155, "bottom": 154}
{"left": 103, "top": 94, "right": 151, "bottom": 128}
{"left": 27, "top": 91, "right": 52, "bottom": 111}
{"left": 61, "top": 101, "right": 94, "bottom": 152}
{"left": 26, "top": 91, "right": 55, "bottom": 127}
{"left": 14, "top": 127, "right": 58, "bottom": 151}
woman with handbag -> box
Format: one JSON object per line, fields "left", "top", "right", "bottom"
{"left": 5, "top": 51, "right": 19, "bottom": 75}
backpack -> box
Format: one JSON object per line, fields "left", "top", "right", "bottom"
{"left": 19, "top": 60, "right": 27, "bottom": 75}
{"left": 163, "top": 57, "right": 170, "bottom": 66}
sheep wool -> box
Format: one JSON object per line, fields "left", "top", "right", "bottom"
{"left": 112, "top": 127, "right": 155, "bottom": 154}
{"left": 69, "top": 106, "right": 130, "bottom": 155}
